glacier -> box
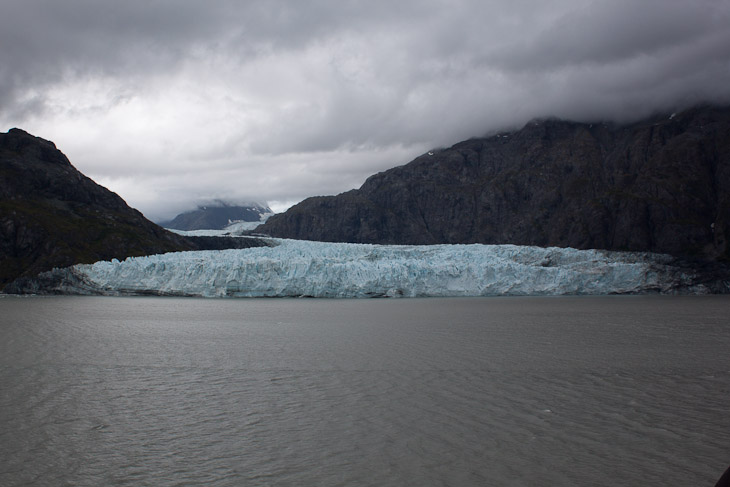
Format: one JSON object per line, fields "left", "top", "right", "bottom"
{"left": 166, "top": 211, "right": 273, "bottom": 236}
{"left": 12, "top": 238, "right": 708, "bottom": 297}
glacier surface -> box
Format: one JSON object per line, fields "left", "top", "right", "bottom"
{"left": 167, "top": 212, "right": 273, "bottom": 236}
{"left": 19, "top": 238, "right": 705, "bottom": 297}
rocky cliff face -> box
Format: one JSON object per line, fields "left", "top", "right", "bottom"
{"left": 258, "top": 106, "right": 730, "bottom": 261}
{"left": 0, "top": 129, "right": 264, "bottom": 290}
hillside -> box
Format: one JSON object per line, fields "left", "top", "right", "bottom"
{"left": 0, "top": 129, "right": 263, "bottom": 290}
{"left": 258, "top": 105, "right": 730, "bottom": 261}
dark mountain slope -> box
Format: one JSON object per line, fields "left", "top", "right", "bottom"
{"left": 258, "top": 105, "right": 730, "bottom": 261}
{"left": 0, "top": 129, "right": 263, "bottom": 290}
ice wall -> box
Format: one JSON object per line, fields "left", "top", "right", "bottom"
{"left": 18, "top": 239, "right": 703, "bottom": 297}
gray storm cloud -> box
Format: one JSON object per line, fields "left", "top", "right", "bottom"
{"left": 1, "top": 0, "right": 729, "bottom": 220}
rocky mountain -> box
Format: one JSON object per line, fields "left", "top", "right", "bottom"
{"left": 258, "top": 105, "right": 730, "bottom": 262}
{"left": 160, "top": 202, "right": 272, "bottom": 231}
{"left": 0, "top": 128, "right": 264, "bottom": 290}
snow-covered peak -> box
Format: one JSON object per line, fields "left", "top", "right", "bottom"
{"left": 167, "top": 211, "right": 273, "bottom": 237}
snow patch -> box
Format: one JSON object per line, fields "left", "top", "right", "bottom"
{"left": 167, "top": 212, "right": 273, "bottom": 236}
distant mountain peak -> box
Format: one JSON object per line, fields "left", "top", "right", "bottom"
{"left": 161, "top": 202, "right": 273, "bottom": 231}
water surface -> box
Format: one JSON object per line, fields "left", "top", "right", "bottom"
{"left": 1, "top": 295, "right": 728, "bottom": 486}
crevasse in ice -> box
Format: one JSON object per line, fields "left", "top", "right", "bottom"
{"left": 33, "top": 238, "right": 700, "bottom": 297}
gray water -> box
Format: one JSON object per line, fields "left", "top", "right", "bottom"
{"left": 0, "top": 295, "right": 728, "bottom": 486}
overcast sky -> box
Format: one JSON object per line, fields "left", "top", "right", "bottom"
{"left": 2, "top": 0, "right": 729, "bottom": 221}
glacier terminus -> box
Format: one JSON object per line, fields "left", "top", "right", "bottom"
{"left": 9, "top": 237, "right": 714, "bottom": 297}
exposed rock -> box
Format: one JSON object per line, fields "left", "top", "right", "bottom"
{"left": 258, "top": 105, "right": 730, "bottom": 262}
{"left": 0, "top": 128, "right": 266, "bottom": 290}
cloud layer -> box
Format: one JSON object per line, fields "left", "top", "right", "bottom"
{"left": 2, "top": 0, "right": 729, "bottom": 220}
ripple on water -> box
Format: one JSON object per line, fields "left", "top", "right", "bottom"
{"left": 1, "top": 296, "right": 729, "bottom": 486}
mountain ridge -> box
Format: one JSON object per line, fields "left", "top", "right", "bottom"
{"left": 0, "top": 128, "right": 265, "bottom": 290}
{"left": 257, "top": 105, "right": 730, "bottom": 262}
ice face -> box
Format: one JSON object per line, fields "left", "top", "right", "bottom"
{"left": 24, "top": 238, "right": 702, "bottom": 297}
